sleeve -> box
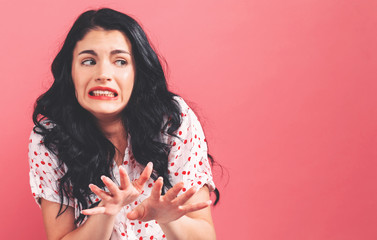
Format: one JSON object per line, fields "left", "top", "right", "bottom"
{"left": 167, "top": 97, "right": 216, "bottom": 195}
{"left": 28, "top": 128, "right": 74, "bottom": 208}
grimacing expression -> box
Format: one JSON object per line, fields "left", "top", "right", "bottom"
{"left": 71, "top": 29, "right": 135, "bottom": 120}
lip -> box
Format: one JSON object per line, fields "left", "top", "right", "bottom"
{"left": 88, "top": 86, "right": 119, "bottom": 100}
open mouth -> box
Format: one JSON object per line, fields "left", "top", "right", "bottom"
{"left": 89, "top": 90, "right": 118, "bottom": 98}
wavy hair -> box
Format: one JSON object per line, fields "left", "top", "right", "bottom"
{"left": 33, "top": 8, "right": 219, "bottom": 224}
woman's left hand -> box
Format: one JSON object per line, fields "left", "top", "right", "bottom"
{"left": 126, "top": 177, "right": 212, "bottom": 224}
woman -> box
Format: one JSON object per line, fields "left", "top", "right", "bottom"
{"left": 29, "top": 8, "right": 218, "bottom": 240}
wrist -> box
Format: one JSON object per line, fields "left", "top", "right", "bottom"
{"left": 158, "top": 216, "right": 182, "bottom": 228}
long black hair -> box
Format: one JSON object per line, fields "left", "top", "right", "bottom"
{"left": 33, "top": 8, "right": 219, "bottom": 224}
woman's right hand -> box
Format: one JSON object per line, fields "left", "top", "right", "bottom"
{"left": 81, "top": 162, "right": 153, "bottom": 216}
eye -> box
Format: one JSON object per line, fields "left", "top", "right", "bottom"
{"left": 81, "top": 59, "right": 96, "bottom": 66}
{"left": 115, "top": 59, "right": 127, "bottom": 66}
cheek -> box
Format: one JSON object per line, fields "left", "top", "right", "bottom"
{"left": 129, "top": 69, "right": 136, "bottom": 88}
{"left": 71, "top": 68, "right": 79, "bottom": 97}
{"left": 127, "top": 76, "right": 135, "bottom": 97}
{"left": 72, "top": 74, "right": 88, "bottom": 99}
{"left": 121, "top": 72, "right": 135, "bottom": 94}
{"left": 129, "top": 75, "right": 135, "bottom": 89}
{"left": 71, "top": 64, "right": 88, "bottom": 97}
{"left": 71, "top": 79, "right": 81, "bottom": 97}
{"left": 71, "top": 80, "right": 87, "bottom": 106}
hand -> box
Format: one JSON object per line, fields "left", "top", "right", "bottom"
{"left": 126, "top": 177, "right": 212, "bottom": 224}
{"left": 82, "top": 162, "right": 153, "bottom": 216}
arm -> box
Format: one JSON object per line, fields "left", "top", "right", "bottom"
{"left": 127, "top": 178, "right": 216, "bottom": 240}
{"left": 40, "top": 163, "right": 153, "bottom": 240}
{"left": 158, "top": 186, "right": 216, "bottom": 240}
{"left": 153, "top": 98, "right": 216, "bottom": 239}
{"left": 41, "top": 199, "right": 115, "bottom": 240}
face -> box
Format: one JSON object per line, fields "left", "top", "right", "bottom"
{"left": 71, "top": 29, "right": 135, "bottom": 120}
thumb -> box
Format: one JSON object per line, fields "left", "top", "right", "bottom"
{"left": 127, "top": 205, "right": 145, "bottom": 220}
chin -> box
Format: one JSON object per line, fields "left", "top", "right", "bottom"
{"left": 92, "top": 111, "right": 123, "bottom": 120}
{"left": 84, "top": 106, "right": 123, "bottom": 119}
{"left": 79, "top": 101, "right": 127, "bottom": 118}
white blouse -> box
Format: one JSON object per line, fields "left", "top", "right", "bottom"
{"left": 28, "top": 97, "right": 215, "bottom": 240}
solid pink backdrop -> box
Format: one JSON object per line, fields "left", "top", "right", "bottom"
{"left": 1, "top": 0, "right": 376, "bottom": 239}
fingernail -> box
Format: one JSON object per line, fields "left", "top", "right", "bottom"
{"left": 207, "top": 200, "right": 212, "bottom": 205}
{"left": 148, "top": 162, "right": 153, "bottom": 168}
{"left": 158, "top": 176, "right": 163, "bottom": 181}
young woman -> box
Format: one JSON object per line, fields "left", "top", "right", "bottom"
{"left": 28, "top": 8, "right": 218, "bottom": 240}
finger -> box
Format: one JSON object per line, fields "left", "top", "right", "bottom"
{"left": 174, "top": 186, "right": 197, "bottom": 206}
{"left": 179, "top": 200, "right": 212, "bottom": 214}
{"left": 89, "top": 184, "right": 112, "bottom": 202}
{"left": 101, "top": 175, "right": 120, "bottom": 197}
{"left": 119, "top": 166, "right": 131, "bottom": 190}
{"left": 81, "top": 206, "right": 106, "bottom": 215}
{"left": 133, "top": 162, "right": 153, "bottom": 191}
{"left": 164, "top": 182, "right": 184, "bottom": 202}
{"left": 150, "top": 177, "right": 163, "bottom": 201}
{"left": 127, "top": 205, "right": 146, "bottom": 220}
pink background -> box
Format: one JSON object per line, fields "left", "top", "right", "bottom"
{"left": 1, "top": 0, "right": 376, "bottom": 239}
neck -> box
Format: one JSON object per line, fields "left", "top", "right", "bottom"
{"left": 96, "top": 116, "right": 128, "bottom": 163}
{"left": 97, "top": 117, "right": 125, "bottom": 138}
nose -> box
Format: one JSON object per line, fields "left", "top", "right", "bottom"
{"left": 96, "top": 61, "right": 112, "bottom": 82}
{"left": 96, "top": 74, "right": 111, "bottom": 82}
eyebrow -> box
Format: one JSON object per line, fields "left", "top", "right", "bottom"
{"left": 78, "top": 49, "right": 130, "bottom": 56}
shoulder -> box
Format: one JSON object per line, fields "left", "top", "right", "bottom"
{"left": 173, "top": 96, "right": 192, "bottom": 112}
{"left": 172, "top": 96, "right": 201, "bottom": 123}
{"left": 168, "top": 97, "right": 215, "bottom": 192}
{"left": 28, "top": 123, "right": 72, "bottom": 208}
{"left": 28, "top": 121, "right": 59, "bottom": 166}
{"left": 28, "top": 122, "right": 66, "bottom": 188}
{"left": 30, "top": 120, "right": 56, "bottom": 138}
{"left": 29, "top": 121, "right": 54, "bottom": 147}
{"left": 173, "top": 96, "right": 188, "bottom": 108}
{"left": 169, "top": 97, "right": 208, "bottom": 153}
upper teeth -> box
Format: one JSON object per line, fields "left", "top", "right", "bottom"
{"left": 92, "top": 90, "right": 116, "bottom": 97}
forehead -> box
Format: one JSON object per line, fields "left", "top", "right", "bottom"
{"left": 74, "top": 29, "right": 132, "bottom": 53}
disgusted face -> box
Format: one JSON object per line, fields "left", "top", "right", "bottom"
{"left": 71, "top": 29, "right": 135, "bottom": 120}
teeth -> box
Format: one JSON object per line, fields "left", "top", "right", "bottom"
{"left": 91, "top": 90, "right": 116, "bottom": 97}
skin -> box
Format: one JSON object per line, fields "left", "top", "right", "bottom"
{"left": 71, "top": 29, "right": 135, "bottom": 120}
{"left": 40, "top": 29, "right": 216, "bottom": 240}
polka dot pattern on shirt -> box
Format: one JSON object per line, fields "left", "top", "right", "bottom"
{"left": 28, "top": 96, "right": 215, "bottom": 240}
